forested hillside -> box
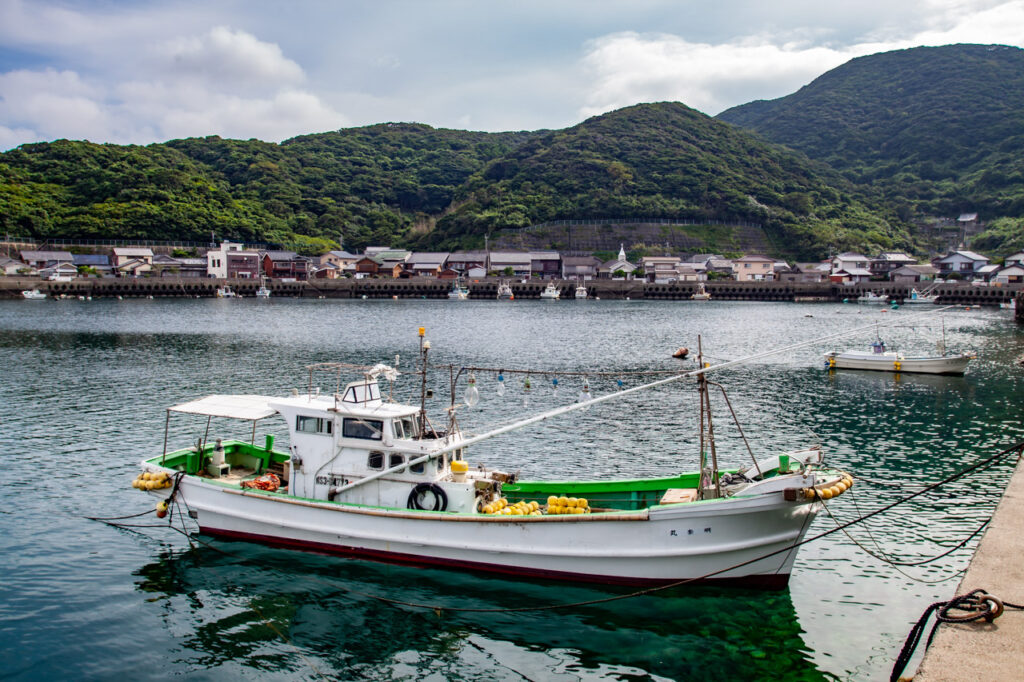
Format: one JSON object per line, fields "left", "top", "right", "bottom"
{"left": 0, "top": 104, "right": 907, "bottom": 259}
{"left": 718, "top": 43, "right": 1024, "bottom": 253}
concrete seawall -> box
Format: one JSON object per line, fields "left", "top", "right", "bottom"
{"left": 3, "top": 276, "right": 1021, "bottom": 304}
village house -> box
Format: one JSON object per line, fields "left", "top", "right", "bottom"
{"left": 672, "top": 264, "right": 704, "bottom": 282}
{"left": 71, "top": 254, "right": 115, "bottom": 277}
{"left": 39, "top": 262, "right": 79, "bottom": 280}
{"left": 932, "top": 250, "right": 990, "bottom": 280}
{"left": 732, "top": 255, "right": 775, "bottom": 282}
{"left": 1, "top": 256, "right": 33, "bottom": 275}
{"left": 112, "top": 247, "right": 154, "bottom": 275}
{"left": 20, "top": 250, "right": 73, "bottom": 270}
{"left": 777, "top": 262, "right": 831, "bottom": 283}
{"left": 890, "top": 264, "right": 939, "bottom": 283}
{"left": 262, "top": 251, "right": 309, "bottom": 281}
{"left": 352, "top": 255, "right": 381, "bottom": 278}
{"left": 207, "top": 242, "right": 260, "bottom": 279}
{"left": 639, "top": 256, "right": 681, "bottom": 283}
{"left": 447, "top": 251, "right": 488, "bottom": 276}
{"left": 488, "top": 251, "right": 532, "bottom": 278}
{"left": 374, "top": 250, "right": 412, "bottom": 276}
{"left": 319, "top": 250, "right": 358, "bottom": 277}
{"left": 405, "top": 252, "right": 450, "bottom": 277}
{"left": 992, "top": 263, "right": 1024, "bottom": 285}
{"left": 530, "top": 251, "right": 562, "bottom": 279}
{"left": 561, "top": 255, "right": 602, "bottom": 279}
{"left": 870, "top": 252, "right": 917, "bottom": 277}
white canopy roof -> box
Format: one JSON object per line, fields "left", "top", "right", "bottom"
{"left": 168, "top": 394, "right": 279, "bottom": 420}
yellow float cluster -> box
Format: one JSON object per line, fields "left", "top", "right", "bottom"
{"left": 132, "top": 471, "right": 172, "bottom": 490}
{"left": 481, "top": 498, "right": 543, "bottom": 516}
{"left": 805, "top": 475, "right": 854, "bottom": 500}
{"left": 546, "top": 495, "right": 590, "bottom": 515}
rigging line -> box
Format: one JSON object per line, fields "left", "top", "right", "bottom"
{"left": 820, "top": 493, "right": 993, "bottom": 568}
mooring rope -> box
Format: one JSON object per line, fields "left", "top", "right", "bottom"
{"left": 890, "top": 589, "right": 1024, "bottom": 682}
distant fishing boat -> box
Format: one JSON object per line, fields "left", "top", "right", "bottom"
{"left": 22, "top": 289, "right": 47, "bottom": 300}
{"left": 574, "top": 278, "right": 587, "bottom": 299}
{"left": 691, "top": 283, "right": 711, "bottom": 301}
{"left": 447, "top": 277, "right": 469, "bottom": 300}
{"left": 903, "top": 287, "right": 938, "bottom": 304}
{"left": 216, "top": 285, "right": 238, "bottom": 298}
{"left": 496, "top": 280, "right": 514, "bottom": 300}
{"left": 825, "top": 326, "right": 975, "bottom": 376}
{"left": 539, "top": 282, "right": 561, "bottom": 299}
{"left": 856, "top": 291, "right": 888, "bottom": 304}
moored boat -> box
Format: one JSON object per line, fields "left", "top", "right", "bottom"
{"left": 574, "top": 280, "right": 587, "bottom": 299}
{"left": 691, "top": 283, "right": 711, "bottom": 301}
{"left": 825, "top": 338, "right": 975, "bottom": 375}
{"left": 539, "top": 282, "right": 561, "bottom": 299}
{"left": 496, "top": 281, "right": 514, "bottom": 300}
{"left": 216, "top": 285, "right": 238, "bottom": 298}
{"left": 856, "top": 291, "right": 888, "bottom": 304}
{"left": 903, "top": 287, "right": 938, "bottom": 304}
{"left": 447, "top": 278, "right": 470, "bottom": 300}
{"left": 134, "top": 333, "right": 851, "bottom": 588}
{"left": 22, "top": 289, "right": 47, "bottom": 300}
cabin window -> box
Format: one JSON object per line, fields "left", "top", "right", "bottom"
{"left": 367, "top": 451, "right": 384, "bottom": 470}
{"left": 296, "top": 415, "right": 332, "bottom": 435}
{"left": 393, "top": 420, "right": 404, "bottom": 439}
{"left": 400, "top": 417, "right": 418, "bottom": 439}
{"left": 342, "top": 382, "right": 381, "bottom": 404}
{"left": 342, "top": 418, "right": 383, "bottom": 440}
{"left": 410, "top": 459, "right": 425, "bottom": 474}
{"left": 389, "top": 454, "right": 405, "bottom": 471}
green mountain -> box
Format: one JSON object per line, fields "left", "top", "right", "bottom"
{"left": 717, "top": 43, "right": 1024, "bottom": 253}
{"left": 0, "top": 103, "right": 908, "bottom": 259}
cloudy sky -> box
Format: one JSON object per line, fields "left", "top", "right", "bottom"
{"left": 1, "top": 0, "right": 1022, "bottom": 150}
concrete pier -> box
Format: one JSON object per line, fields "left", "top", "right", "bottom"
{"left": 1, "top": 275, "right": 1021, "bottom": 305}
{"left": 912, "top": 450, "right": 1024, "bottom": 681}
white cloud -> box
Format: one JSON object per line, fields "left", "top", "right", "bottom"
{"left": 577, "top": 1, "right": 1024, "bottom": 119}
{"left": 160, "top": 26, "right": 305, "bottom": 87}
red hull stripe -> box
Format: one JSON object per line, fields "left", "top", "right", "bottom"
{"left": 201, "top": 526, "right": 791, "bottom": 590}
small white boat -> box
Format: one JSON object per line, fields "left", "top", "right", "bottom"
{"left": 447, "top": 278, "right": 469, "bottom": 300}
{"left": 133, "top": 335, "right": 852, "bottom": 588}
{"left": 691, "top": 283, "right": 711, "bottom": 301}
{"left": 216, "top": 285, "right": 238, "bottom": 298}
{"left": 22, "top": 289, "right": 47, "bottom": 300}
{"left": 1001, "top": 298, "right": 1017, "bottom": 311}
{"left": 255, "top": 286, "right": 271, "bottom": 299}
{"left": 856, "top": 291, "right": 888, "bottom": 304}
{"left": 539, "top": 282, "right": 561, "bottom": 299}
{"left": 903, "top": 288, "right": 938, "bottom": 304}
{"left": 496, "top": 281, "right": 514, "bottom": 300}
{"left": 825, "top": 338, "right": 975, "bottom": 375}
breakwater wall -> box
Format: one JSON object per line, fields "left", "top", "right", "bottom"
{"left": 2, "top": 276, "right": 1021, "bottom": 306}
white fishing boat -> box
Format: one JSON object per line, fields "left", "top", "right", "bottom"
{"left": 902, "top": 287, "right": 938, "bottom": 304}
{"left": 22, "top": 289, "right": 47, "bottom": 300}
{"left": 255, "top": 276, "right": 271, "bottom": 298}
{"left": 825, "top": 337, "right": 975, "bottom": 375}
{"left": 215, "top": 285, "right": 238, "bottom": 298}
{"left": 539, "top": 282, "right": 561, "bottom": 299}
{"left": 856, "top": 291, "right": 888, "bottom": 304}
{"left": 447, "top": 278, "right": 469, "bottom": 300}
{"left": 496, "top": 280, "right": 514, "bottom": 300}
{"left": 1001, "top": 298, "right": 1017, "bottom": 311}
{"left": 574, "top": 279, "right": 587, "bottom": 299}
{"left": 133, "top": 332, "right": 852, "bottom": 588}
{"left": 691, "top": 283, "right": 711, "bottom": 301}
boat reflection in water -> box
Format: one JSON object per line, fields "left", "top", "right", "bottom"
{"left": 134, "top": 543, "right": 824, "bottom": 680}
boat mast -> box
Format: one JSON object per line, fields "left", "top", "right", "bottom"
{"left": 418, "top": 326, "right": 429, "bottom": 436}
{"left": 696, "top": 336, "right": 721, "bottom": 500}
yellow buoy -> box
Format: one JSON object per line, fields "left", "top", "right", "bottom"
{"left": 577, "top": 498, "right": 588, "bottom": 509}
{"left": 567, "top": 497, "right": 579, "bottom": 507}
{"left": 820, "top": 488, "right": 833, "bottom": 499}
{"left": 547, "top": 496, "right": 558, "bottom": 506}
{"left": 804, "top": 488, "right": 816, "bottom": 500}
{"left": 557, "top": 496, "right": 570, "bottom": 506}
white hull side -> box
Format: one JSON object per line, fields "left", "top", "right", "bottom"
{"left": 167, "top": 479, "right": 818, "bottom": 587}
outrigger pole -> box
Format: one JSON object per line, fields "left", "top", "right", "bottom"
{"left": 329, "top": 306, "right": 961, "bottom": 496}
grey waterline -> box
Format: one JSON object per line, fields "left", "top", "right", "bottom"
{"left": 0, "top": 298, "right": 1021, "bottom": 681}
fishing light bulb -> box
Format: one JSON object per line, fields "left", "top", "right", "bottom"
{"left": 496, "top": 373, "right": 505, "bottom": 396}
{"left": 464, "top": 374, "right": 480, "bottom": 407}
{"left": 578, "top": 379, "right": 592, "bottom": 403}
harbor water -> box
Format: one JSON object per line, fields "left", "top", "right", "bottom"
{"left": 1, "top": 298, "right": 1022, "bottom": 681}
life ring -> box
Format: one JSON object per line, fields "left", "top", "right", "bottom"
{"left": 407, "top": 482, "right": 448, "bottom": 512}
